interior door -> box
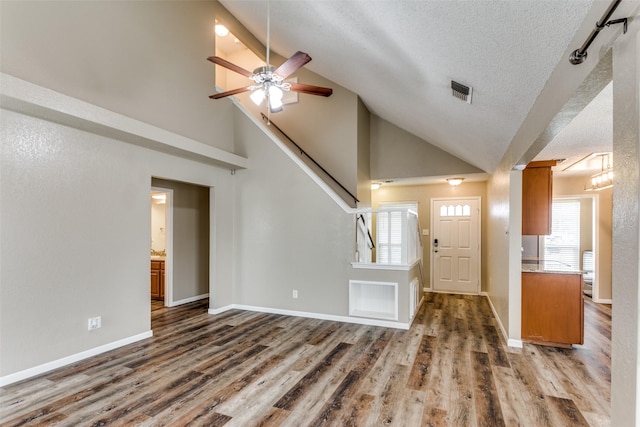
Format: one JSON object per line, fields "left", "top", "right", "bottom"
{"left": 431, "top": 198, "right": 480, "bottom": 294}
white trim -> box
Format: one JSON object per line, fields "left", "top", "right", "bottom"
{"left": 0, "top": 331, "right": 153, "bottom": 387}
{"left": 208, "top": 304, "right": 410, "bottom": 330}
{"left": 349, "top": 280, "right": 399, "bottom": 321}
{"left": 351, "top": 258, "right": 421, "bottom": 271}
{"left": 508, "top": 339, "right": 524, "bottom": 348}
{"left": 171, "top": 293, "right": 209, "bottom": 307}
{"left": 593, "top": 298, "right": 612, "bottom": 304}
{"left": 428, "top": 289, "right": 481, "bottom": 296}
{"left": 0, "top": 73, "right": 247, "bottom": 169}
{"left": 484, "top": 294, "right": 523, "bottom": 348}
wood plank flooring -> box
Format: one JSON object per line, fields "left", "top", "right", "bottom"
{"left": 1, "top": 293, "right": 611, "bottom": 426}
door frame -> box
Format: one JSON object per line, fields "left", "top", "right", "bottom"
{"left": 151, "top": 186, "right": 174, "bottom": 307}
{"left": 430, "top": 196, "right": 482, "bottom": 294}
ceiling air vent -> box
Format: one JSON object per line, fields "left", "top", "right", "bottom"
{"left": 451, "top": 80, "right": 472, "bottom": 104}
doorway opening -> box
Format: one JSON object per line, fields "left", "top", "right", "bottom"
{"left": 150, "top": 178, "right": 211, "bottom": 318}
{"left": 151, "top": 187, "right": 173, "bottom": 308}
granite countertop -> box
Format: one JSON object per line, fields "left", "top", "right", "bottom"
{"left": 150, "top": 256, "right": 166, "bottom": 261}
{"left": 522, "top": 258, "right": 583, "bottom": 275}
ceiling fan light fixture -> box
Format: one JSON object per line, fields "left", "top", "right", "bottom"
{"left": 268, "top": 86, "right": 283, "bottom": 102}
{"left": 269, "top": 94, "right": 283, "bottom": 111}
{"left": 250, "top": 88, "right": 265, "bottom": 106}
{"left": 206, "top": 1, "right": 332, "bottom": 110}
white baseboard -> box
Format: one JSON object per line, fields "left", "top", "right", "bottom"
{"left": 484, "top": 294, "right": 522, "bottom": 348}
{"left": 508, "top": 338, "right": 524, "bottom": 348}
{"left": 170, "top": 293, "right": 209, "bottom": 307}
{"left": 593, "top": 297, "right": 612, "bottom": 304}
{"left": 208, "top": 304, "right": 411, "bottom": 330}
{"left": 0, "top": 330, "right": 153, "bottom": 387}
{"left": 409, "top": 295, "right": 426, "bottom": 325}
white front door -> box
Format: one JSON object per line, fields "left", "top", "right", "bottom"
{"left": 431, "top": 198, "right": 480, "bottom": 294}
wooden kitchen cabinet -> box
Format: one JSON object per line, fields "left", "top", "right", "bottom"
{"left": 522, "top": 271, "right": 584, "bottom": 348}
{"left": 150, "top": 260, "right": 165, "bottom": 300}
{"left": 522, "top": 160, "right": 556, "bottom": 235}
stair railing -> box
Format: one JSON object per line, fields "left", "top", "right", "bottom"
{"left": 260, "top": 113, "right": 359, "bottom": 207}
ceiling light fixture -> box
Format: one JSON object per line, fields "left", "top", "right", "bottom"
{"left": 447, "top": 177, "right": 465, "bottom": 186}
{"left": 371, "top": 183, "right": 382, "bottom": 190}
{"left": 152, "top": 194, "right": 166, "bottom": 204}
{"left": 247, "top": 0, "right": 287, "bottom": 113}
{"left": 215, "top": 23, "right": 229, "bottom": 37}
{"left": 207, "top": 0, "right": 332, "bottom": 113}
{"left": 585, "top": 153, "right": 613, "bottom": 191}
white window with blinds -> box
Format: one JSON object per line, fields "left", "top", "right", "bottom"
{"left": 543, "top": 199, "right": 581, "bottom": 269}
{"left": 377, "top": 202, "right": 418, "bottom": 264}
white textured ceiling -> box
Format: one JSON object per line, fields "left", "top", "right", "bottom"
{"left": 220, "top": 0, "right": 594, "bottom": 173}
{"left": 535, "top": 82, "right": 612, "bottom": 176}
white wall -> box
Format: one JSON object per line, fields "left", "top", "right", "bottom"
{"left": 611, "top": 17, "right": 640, "bottom": 426}
{"left": 0, "top": 109, "right": 235, "bottom": 376}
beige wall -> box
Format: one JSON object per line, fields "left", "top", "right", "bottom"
{"left": 370, "top": 115, "right": 483, "bottom": 180}
{"left": 152, "top": 179, "right": 211, "bottom": 302}
{"left": 0, "top": 1, "right": 235, "bottom": 152}
{"left": 0, "top": 0, "right": 239, "bottom": 379}
{"left": 553, "top": 176, "right": 612, "bottom": 300}
{"left": 371, "top": 181, "right": 488, "bottom": 291}
{"left": 0, "top": 109, "right": 236, "bottom": 376}
{"left": 356, "top": 97, "right": 372, "bottom": 206}
{"left": 221, "top": 49, "right": 361, "bottom": 199}
{"left": 231, "top": 109, "right": 355, "bottom": 316}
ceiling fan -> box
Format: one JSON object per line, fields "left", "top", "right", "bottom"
{"left": 207, "top": 51, "right": 333, "bottom": 113}
{"left": 207, "top": 1, "right": 332, "bottom": 113}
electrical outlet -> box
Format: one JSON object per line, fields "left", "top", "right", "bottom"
{"left": 88, "top": 316, "right": 101, "bottom": 331}
{"left": 292, "top": 290, "right": 298, "bottom": 299}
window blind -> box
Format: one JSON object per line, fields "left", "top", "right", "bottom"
{"left": 544, "top": 199, "right": 581, "bottom": 269}
{"left": 377, "top": 202, "right": 417, "bottom": 264}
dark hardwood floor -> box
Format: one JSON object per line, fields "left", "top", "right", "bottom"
{"left": 1, "top": 293, "right": 611, "bottom": 426}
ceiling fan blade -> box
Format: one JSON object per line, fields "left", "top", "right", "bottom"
{"left": 274, "top": 51, "right": 312, "bottom": 78}
{"left": 207, "top": 56, "right": 253, "bottom": 77}
{"left": 209, "top": 86, "right": 252, "bottom": 99}
{"left": 289, "top": 82, "right": 333, "bottom": 97}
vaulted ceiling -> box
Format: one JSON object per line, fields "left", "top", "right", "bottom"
{"left": 220, "top": 0, "right": 600, "bottom": 174}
